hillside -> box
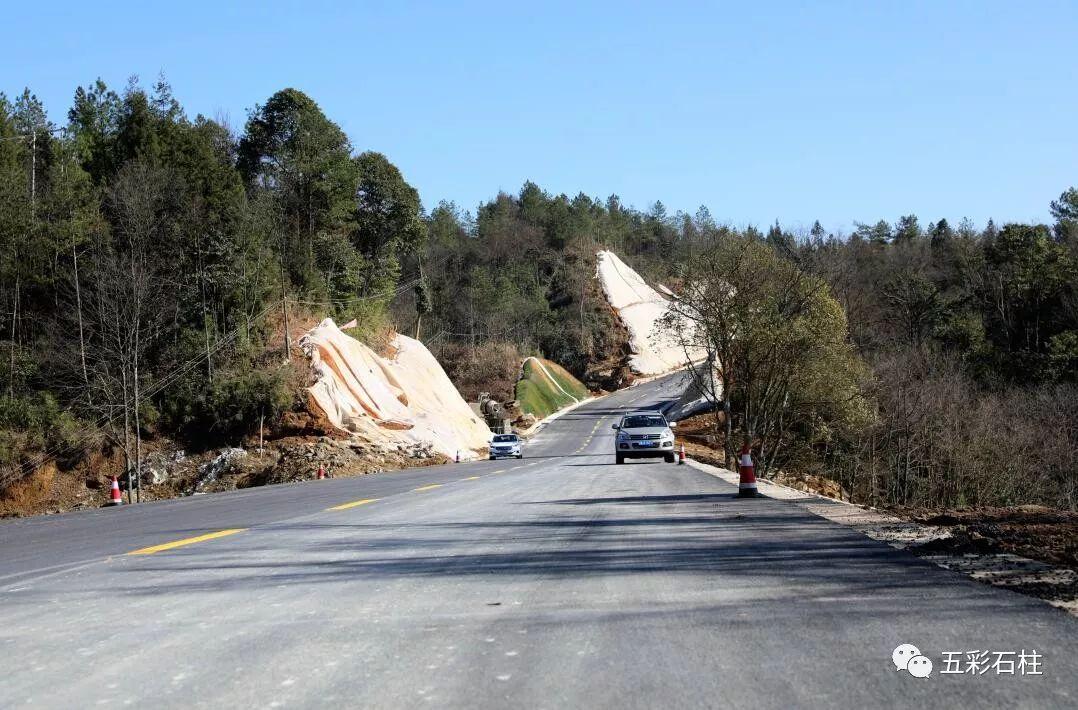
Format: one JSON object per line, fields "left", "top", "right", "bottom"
{"left": 595, "top": 250, "right": 707, "bottom": 376}
{"left": 514, "top": 357, "right": 590, "bottom": 420}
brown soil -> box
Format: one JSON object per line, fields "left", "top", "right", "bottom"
{"left": 902, "top": 506, "right": 1078, "bottom": 571}
{"left": 0, "top": 433, "right": 456, "bottom": 519}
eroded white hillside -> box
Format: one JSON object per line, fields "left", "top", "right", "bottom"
{"left": 300, "top": 319, "right": 491, "bottom": 459}
{"left": 596, "top": 251, "right": 706, "bottom": 375}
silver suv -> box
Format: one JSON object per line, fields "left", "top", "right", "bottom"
{"left": 612, "top": 411, "right": 676, "bottom": 464}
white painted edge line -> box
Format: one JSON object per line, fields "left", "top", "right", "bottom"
{"left": 520, "top": 366, "right": 693, "bottom": 440}
{"left": 521, "top": 395, "right": 599, "bottom": 440}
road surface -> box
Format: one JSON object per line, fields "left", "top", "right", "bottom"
{"left": 2, "top": 373, "right": 1076, "bottom": 708}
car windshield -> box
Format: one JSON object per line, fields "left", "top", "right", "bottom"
{"left": 621, "top": 415, "right": 666, "bottom": 429}
{"left": 492, "top": 434, "right": 518, "bottom": 442}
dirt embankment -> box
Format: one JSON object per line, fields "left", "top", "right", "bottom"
{"left": 0, "top": 365, "right": 464, "bottom": 518}
{"left": 0, "top": 433, "right": 449, "bottom": 518}
{"left": 904, "top": 506, "right": 1078, "bottom": 571}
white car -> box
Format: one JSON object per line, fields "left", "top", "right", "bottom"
{"left": 489, "top": 433, "right": 523, "bottom": 460}
{"left": 612, "top": 410, "right": 677, "bottom": 464}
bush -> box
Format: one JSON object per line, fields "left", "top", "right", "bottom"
{"left": 162, "top": 365, "right": 294, "bottom": 444}
{"left": 0, "top": 393, "right": 89, "bottom": 486}
{"left": 826, "top": 349, "right": 1078, "bottom": 510}
{"left": 438, "top": 341, "right": 522, "bottom": 402}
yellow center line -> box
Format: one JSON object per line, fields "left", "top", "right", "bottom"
{"left": 326, "top": 498, "right": 379, "bottom": 511}
{"left": 127, "top": 529, "right": 246, "bottom": 556}
{"left": 490, "top": 469, "right": 507, "bottom": 474}
{"left": 413, "top": 484, "right": 443, "bottom": 492}
{"left": 461, "top": 475, "right": 481, "bottom": 481}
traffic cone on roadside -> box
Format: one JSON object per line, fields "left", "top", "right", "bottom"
{"left": 317, "top": 464, "right": 326, "bottom": 480}
{"left": 455, "top": 450, "right": 460, "bottom": 463}
{"left": 738, "top": 443, "right": 757, "bottom": 498}
{"left": 678, "top": 443, "right": 686, "bottom": 465}
{"left": 108, "top": 476, "right": 123, "bottom": 506}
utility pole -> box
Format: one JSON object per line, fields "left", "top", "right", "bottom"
{"left": 282, "top": 292, "right": 292, "bottom": 361}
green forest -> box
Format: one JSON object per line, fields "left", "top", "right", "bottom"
{"left": 2, "top": 79, "right": 1076, "bottom": 511}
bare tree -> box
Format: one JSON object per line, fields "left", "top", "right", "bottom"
{"left": 66, "top": 162, "right": 177, "bottom": 501}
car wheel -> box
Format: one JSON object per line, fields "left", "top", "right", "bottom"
{"left": 664, "top": 453, "right": 675, "bottom": 463}
{"left": 516, "top": 454, "right": 523, "bottom": 459}
{"left": 489, "top": 456, "right": 496, "bottom": 461}
{"left": 616, "top": 454, "right": 625, "bottom": 465}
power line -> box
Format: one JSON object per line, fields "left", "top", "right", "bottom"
{"left": 4, "top": 302, "right": 280, "bottom": 482}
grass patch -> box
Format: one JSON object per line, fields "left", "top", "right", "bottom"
{"left": 515, "top": 357, "right": 589, "bottom": 419}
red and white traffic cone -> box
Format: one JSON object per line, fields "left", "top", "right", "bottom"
{"left": 678, "top": 443, "right": 686, "bottom": 465}
{"left": 317, "top": 464, "right": 326, "bottom": 480}
{"left": 108, "top": 476, "right": 123, "bottom": 506}
{"left": 455, "top": 450, "right": 460, "bottom": 463}
{"left": 737, "top": 443, "right": 757, "bottom": 498}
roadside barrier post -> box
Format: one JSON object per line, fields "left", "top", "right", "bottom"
{"left": 738, "top": 443, "right": 757, "bottom": 498}
{"left": 317, "top": 464, "right": 326, "bottom": 480}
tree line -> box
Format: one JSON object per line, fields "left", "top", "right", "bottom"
{"left": 0, "top": 79, "right": 426, "bottom": 493}
{"left": 405, "top": 183, "right": 1078, "bottom": 510}
{"left": 2, "top": 76, "right": 1076, "bottom": 511}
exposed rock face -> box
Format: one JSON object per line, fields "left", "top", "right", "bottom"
{"left": 139, "top": 451, "right": 186, "bottom": 486}
{"left": 196, "top": 448, "right": 247, "bottom": 490}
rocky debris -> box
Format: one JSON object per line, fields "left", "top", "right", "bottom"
{"left": 514, "top": 413, "right": 538, "bottom": 431}
{"left": 139, "top": 450, "right": 186, "bottom": 486}
{"left": 903, "top": 507, "right": 1078, "bottom": 571}
{"left": 584, "top": 364, "right": 634, "bottom": 393}
{"left": 195, "top": 448, "right": 247, "bottom": 490}
{"left": 254, "top": 435, "right": 449, "bottom": 487}
{"left": 3, "top": 417, "right": 464, "bottom": 517}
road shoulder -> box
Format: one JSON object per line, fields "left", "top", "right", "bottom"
{"left": 687, "top": 458, "right": 1078, "bottom": 618}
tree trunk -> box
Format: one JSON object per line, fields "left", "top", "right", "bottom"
{"left": 281, "top": 292, "right": 292, "bottom": 361}
{"left": 8, "top": 270, "right": 17, "bottom": 400}
{"left": 73, "top": 246, "right": 90, "bottom": 403}
{"left": 121, "top": 366, "right": 132, "bottom": 504}
{"left": 133, "top": 356, "right": 142, "bottom": 504}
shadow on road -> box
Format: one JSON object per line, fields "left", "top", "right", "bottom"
{"left": 85, "top": 491, "right": 1031, "bottom": 623}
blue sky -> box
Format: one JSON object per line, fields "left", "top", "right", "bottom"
{"left": 4, "top": 1, "right": 1076, "bottom": 232}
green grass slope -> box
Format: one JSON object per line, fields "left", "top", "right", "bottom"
{"left": 514, "top": 357, "right": 590, "bottom": 420}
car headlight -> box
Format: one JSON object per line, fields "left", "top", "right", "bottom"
{"left": 661, "top": 429, "right": 674, "bottom": 440}
{"left": 617, "top": 431, "right": 629, "bottom": 441}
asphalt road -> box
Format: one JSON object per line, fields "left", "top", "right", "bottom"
{"left": 2, "top": 373, "right": 1076, "bottom": 708}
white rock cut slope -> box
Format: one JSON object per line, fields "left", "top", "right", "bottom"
{"left": 595, "top": 250, "right": 706, "bottom": 375}
{"left": 299, "top": 319, "right": 491, "bottom": 459}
